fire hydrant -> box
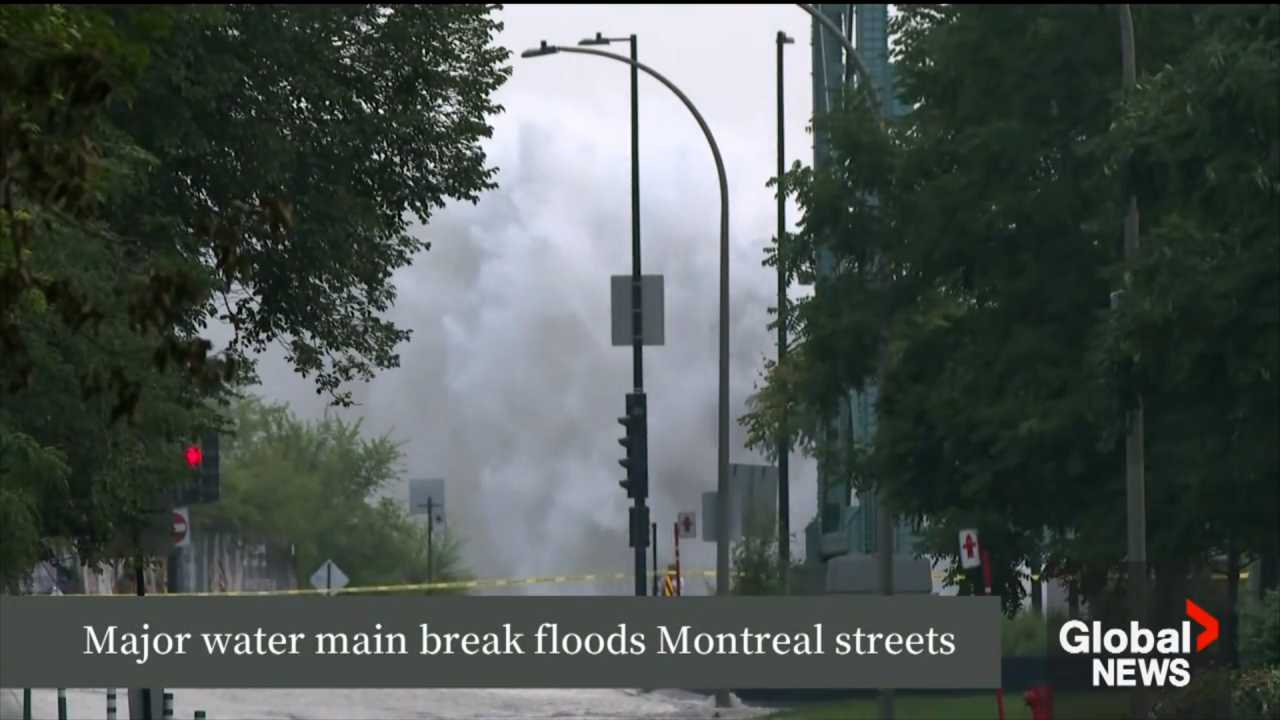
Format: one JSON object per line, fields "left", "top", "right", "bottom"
{"left": 1024, "top": 684, "right": 1054, "bottom": 720}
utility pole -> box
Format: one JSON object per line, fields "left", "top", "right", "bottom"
{"left": 651, "top": 522, "right": 658, "bottom": 596}
{"left": 582, "top": 32, "right": 650, "bottom": 598}
{"left": 522, "top": 35, "right": 729, "bottom": 695}
{"left": 1118, "top": 6, "right": 1147, "bottom": 719}
{"left": 776, "top": 30, "right": 795, "bottom": 594}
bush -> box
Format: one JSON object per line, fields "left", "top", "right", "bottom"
{"left": 1150, "top": 668, "right": 1234, "bottom": 719}
{"left": 731, "top": 511, "right": 784, "bottom": 596}
{"left": 1240, "top": 590, "right": 1280, "bottom": 668}
{"left": 1150, "top": 666, "right": 1280, "bottom": 720}
{"left": 1232, "top": 665, "right": 1280, "bottom": 720}
{"left": 1002, "top": 611, "right": 1048, "bottom": 656}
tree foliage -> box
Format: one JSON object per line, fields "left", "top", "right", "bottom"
{"left": 742, "top": 5, "right": 1278, "bottom": 610}
{"left": 1, "top": 5, "right": 508, "bottom": 586}
{"left": 103, "top": 4, "right": 511, "bottom": 404}
{"left": 202, "top": 397, "right": 467, "bottom": 591}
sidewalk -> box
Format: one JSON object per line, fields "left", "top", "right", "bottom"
{"left": 0, "top": 688, "right": 24, "bottom": 720}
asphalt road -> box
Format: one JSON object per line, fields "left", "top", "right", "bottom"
{"left": 3, "top": 687, "right": 767, "bottom": 720}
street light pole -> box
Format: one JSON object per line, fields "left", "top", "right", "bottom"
{"left": 579, "top": 32, "right": 648, "bottom": 598}
{"left": 627, "top": 33, "right": 646, "bottom": 600}
{"left": 521, "top": 39, "right": 731, "bottom": 707}
{"left": 776, "top": 30, "right": 795, "bottom": 593}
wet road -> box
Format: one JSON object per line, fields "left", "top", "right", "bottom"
{"left": 4, "top": 687, "right": 768, "bottom": 720}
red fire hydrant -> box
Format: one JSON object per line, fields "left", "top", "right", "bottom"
{"left": 1024, "top": 684, "right": 1054, "bottom": 720}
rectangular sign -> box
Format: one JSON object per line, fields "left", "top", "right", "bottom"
{"left": 959, "top": 529, "right": 981, "bottom": 570}
{"left": 676, "top": 512, "right": 696, "bottom": 539}
{"left": 703, "top": 465, "right": 779, "bottom": 542}
{"left": 610, "top": 275, "right": 664, "bottom": 346}
{"left": 408, "top": 478, "right": 445, "bottom": 519}
{"left": 1, "top": 596, "right": 1001, "bottom": 689}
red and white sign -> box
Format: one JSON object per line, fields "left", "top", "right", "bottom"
{"left": 676, "top": 512, "right": 696, "bottom": 540}
{"left": 958, "top": 528, "right": 980, "bottom": 570}
{"left": 172, "top": 506, "right": 191, "bottom": 548}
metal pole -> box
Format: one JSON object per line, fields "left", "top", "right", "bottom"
{"left": 22, "top": 689, "right": 30, "bottom": 720}
{"left": 651, "top": 522, "right": 658, "bottom": 596}
{"left": 108, "top": 689, "right": 118, "bottom": 720}
{"left": 57, "top": 689, "right": 66, "bottom": 720}
{"left": 427, "top": 497, "right": 434, "bottom": 585}
{"left": 162, "top": 692, "right": 173, "bottom": 720}
{"left": 776, "top": 30, "right": 792, "bottom": 594}
{"left": 627, "top": 34, "right": 649, "bottom": 600}
{"left": 878, "top": 487, "right": 895, "bottom": 720}
{"left": 1118, "top": 6, "right": 1147, "bottom": 719}
{"left": 674, "top": 522, "right": 682, "bottom": 597}
{"left": 135, "top": 547, "right": 153, "bottom": 720}
{"left": 522, "top": 42, "right": 730, "bottom": 706}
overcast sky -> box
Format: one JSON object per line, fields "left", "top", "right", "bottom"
{"left": 238, "top": 4, "right": 825, "bottom": 591}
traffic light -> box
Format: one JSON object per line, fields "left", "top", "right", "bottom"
{"left": 179, "top": 431, "right": 220, "bottom": 505}
{"left": 617, "top": 391, "right": 648, "bottom": 500}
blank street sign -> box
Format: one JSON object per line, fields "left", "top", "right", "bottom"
{"left": 702, "top": 465, "right": 780, "bottom": 543}
{"left": 611, "top": 275, "right": 664, "bottom": 346}
{"left": 409, "top": 478, "right": 445, "bottom": 521}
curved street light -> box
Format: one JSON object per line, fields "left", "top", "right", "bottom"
{"left": 519, "top": 42, "right": 732, "bottom": 603}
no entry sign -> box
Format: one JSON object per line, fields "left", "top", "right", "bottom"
{"left": 172, "top": 507, "right": 191, "bottom": 548}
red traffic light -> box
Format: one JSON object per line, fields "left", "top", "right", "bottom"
{"left": 185, "top": 445, "right": 203, "bottom": 468}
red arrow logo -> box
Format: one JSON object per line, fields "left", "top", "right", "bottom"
{"left": 1186, "top": 599, "right": 1218, "bottom": 652}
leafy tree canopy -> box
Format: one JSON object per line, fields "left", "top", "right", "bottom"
{"left": 202, "top": 397, "right": 467, "bottom": 591}
{"left": 1, "top": 5, "right": 508, "bottom": 586}
{"left": 742, "top": 4, "right": 1278, "bottom": 610}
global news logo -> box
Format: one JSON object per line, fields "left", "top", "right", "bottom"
{"left": 1058, "top": 599, "right": 1219, "bottom": 688}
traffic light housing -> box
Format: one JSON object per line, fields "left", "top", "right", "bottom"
{"left": 617, "top": 392, "right": 648, "bottom": 500}
{"left": 178, "top": 431, "right": 220, "bottom": 505}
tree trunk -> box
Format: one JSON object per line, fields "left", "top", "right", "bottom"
{"left": 1226, "top": 538, "right": 1240, "bottom": 669}
{"left": 1031, "top": 557, "right": 1044, "bottom": 616}
{"left": 1259, "top": 537, "right": 1279, "bottom": 598}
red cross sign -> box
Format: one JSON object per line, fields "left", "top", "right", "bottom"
{"left": 676, "top": 512, "right": 696, "bottom": 540}
{"left": 959, "top": 528, "right": 981, "bottom": 569}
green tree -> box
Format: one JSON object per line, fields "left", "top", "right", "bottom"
{"left": 1094, "top": 4, "right": 1279, "bottom": 601}
{"left": 1, "top": 6, "right": 222, "bottom": 587}
{"left": 1, "top": 5, "right": 509, "bottom": 586}
{"left": 741, "top": 5, "right": 1278, "bottom": 614}
{"left": 203, "top": 397, "right": 468, "bottom": 591}
{"left": 103, "top": 4, "right": 511, "bottom": 404}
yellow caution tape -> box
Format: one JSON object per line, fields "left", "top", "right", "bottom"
{"left": 50, "top": 567, "right": 1249, "bottom": 598}
{"left": 58, "top": 570, "right": 720, "bottom": 598}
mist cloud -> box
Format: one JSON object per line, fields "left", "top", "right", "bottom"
{"left": 233, "top": 5, "right": 820, "bottom": 591}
